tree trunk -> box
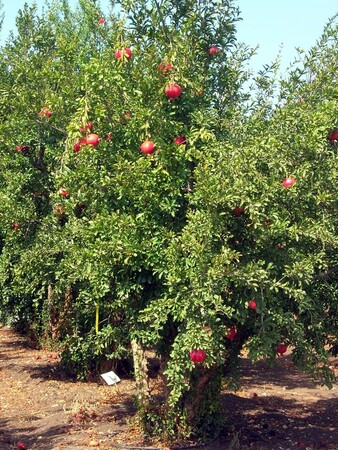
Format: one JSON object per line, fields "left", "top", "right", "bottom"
{"left": 47, "top": 284, "right": 58, "bottom": 340}
{"left": 183, "top": 365, "right": 221, "bottom": 426}
{"left": 47, "top": 284, "right": 73, "bottom": 340}
{"left": 131, "top": 339, "right": 151, "bottom": 409}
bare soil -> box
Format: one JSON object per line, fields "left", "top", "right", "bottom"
{"left": 0, "top": 325, "right": 337, "bottom": 450}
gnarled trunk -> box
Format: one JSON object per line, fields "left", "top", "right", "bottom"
{"left": 183, "top": 365, "right": 222, "bottom": 429}
{"left": 131, "top": 339, "right": 151, "bottom": 408}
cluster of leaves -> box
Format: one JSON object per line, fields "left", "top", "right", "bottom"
{"left": 0, "top": 0, "right": 337, "bottom": 440}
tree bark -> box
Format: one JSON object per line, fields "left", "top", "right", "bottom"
{"left": 47, "top": 284, "right": 73, "bottom": 340}
{"left": 184, "top": 365, "right": 220, "bottom": 425}
{"left": 131, "top": 339, "right": 151, "bottom": 408}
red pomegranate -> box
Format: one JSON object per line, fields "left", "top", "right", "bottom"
{"left": 86, "top": 134, "right": 100, "bottom": 147}
{"left": 140, "top": 140, "right": 156, "bottom": 155}
{"left": 189, "top": 349, "right": 206, "bottom": 364}
{"left": 165, "top": 83, "right": 182, "bottom": 100}
{"left": 225, "top": 326, "right": 237, "bottom": 341}
{"left": 173, "top": 135, "right": 186, "bottom": 145}
{"left": 277, "top": 343, "right": 287, "bottom": 355}
{"left": 282, "top": 177, "right": 296, "bottom": 188}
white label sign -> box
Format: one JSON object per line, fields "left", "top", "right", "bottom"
{"left": 100, "top": 371, "right": 121, "bottom": 385}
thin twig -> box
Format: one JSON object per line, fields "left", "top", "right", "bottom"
{"left": 37, "top": 119, "right": 68, "bottom": 136}
{"left": 153, "top": 0, "right": 171, "bottom": 45}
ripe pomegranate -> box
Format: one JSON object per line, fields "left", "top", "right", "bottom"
{"left": 16, "top": 145, "right": 29, "bottom": 154}
{"left": 232, "top": 207, "right": 245, "bottom": 217}
{"left": 328, "top": 128, "right": 338, "bottom": 142}
{"left": 39, "top": 106, "right": 52, "bottom": 117}
{"left": 173, "top": 135, "right": 186, "bottom": 145}
{"left": 248, "top": 300, "right": 257, "bottom": 310}
{"left": 140, "top": 140, "right": 156, "bottom": 155}
{"left": 225, "top": 326, "right": 237, "bottom": 341}
{"left": 86, "top": 133, "right": 100, "bottom": 147}
{"left": 12, "top": 222, "right": 20, "bottom": 230}
{"left": 158, "top": 62, "right": 173, "bottom": 73}
{"left": 59, "top": 187, "right": 69, "bottom": 197}
{"left": 80, "top": 122, "right": 93, "bottom": 134}
{"left": 73, "top": 137, "right": 87, "bottom": 152}
{"left": 282, "top": 177, "right": 296, "bottom": 188}
{"left": 165, "top": 83, "right": 182, "bottom": 100}
{"left": 73, "top": 142, "right": 81, "bottom": 152}
{"left": 209, "top": 45, "right": 220, "bottom": 55}
{"left": 16, "top": 441, "right": 26, "bottom": 450}
{"left": 189, "top": 349, "right": 206, "bottom": 364}
{"left": 277, "top": 343, "right": 287, "bottom": 355}
{"left": 115, "top": 47, "right": 132, "bottom": 60}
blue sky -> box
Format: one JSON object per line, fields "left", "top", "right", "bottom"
{"left": 0, "top": 0, "right": 337, "bottom": 74}
{"left": 236, "top": 0, "right": 337, "bottom": 74}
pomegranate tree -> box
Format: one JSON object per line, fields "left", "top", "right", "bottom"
{"left": 0, "top": 0, "right": 336, "bottom": 444}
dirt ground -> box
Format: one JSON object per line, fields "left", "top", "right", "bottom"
{"left": 0, "top": 325, "right": 337, "bottom": 450}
